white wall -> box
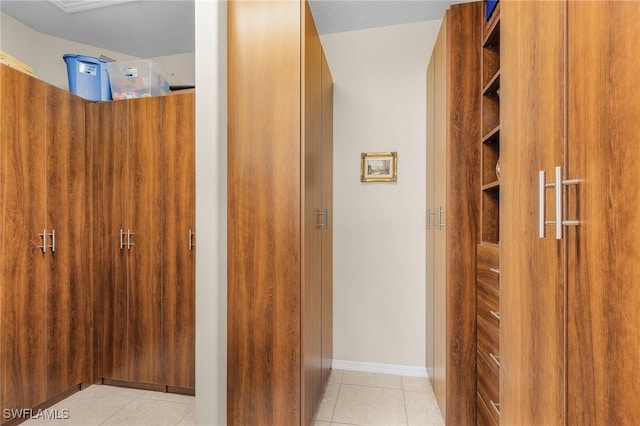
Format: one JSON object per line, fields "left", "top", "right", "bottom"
{"left": 194, "top": 1, "right": 226, "bottom": 425}
{"left": 0, "top": 12, "right": 194, "bottom": 90}
{"left": 321, "top": 19, "right": 441, "bottom": 370}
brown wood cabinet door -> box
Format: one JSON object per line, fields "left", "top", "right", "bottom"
{"left": 303, "top": 2, "right": 323, "bottom": 424}
{"left": 320, "top": 50, "right": 333, "bottom": 387}
{"left": 444, "top": 5, "right": 481, "bottom": 425}
{"left": 91, "top": 100, "right": 129, "bottom": 382}
{"left": 227, "top": 0, "right": 302, "bottom": 424}
{"left": 567, "top": 2, "right": 640, "bottom": 424}
{"left": 127, "top": 97, "right": 163, "bottom": 385}
{"left": 432, "top": 14, "right": 448, "bottom": 416}
{"left": 500, "top": 2, "right": 566, "bottom": 425}
{"left": 162, "top": 92, "right": 195, "bottom": 391}
{"left": 45, "top": 85, "right": 87, "bottom": 397}
{"left": 425, "top": 52, "right": 436, "bottom": 388}
{"left": 0, "top": 66, "right": 48, "bottom": 416}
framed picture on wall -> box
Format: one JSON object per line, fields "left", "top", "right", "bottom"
{"left": 360, "top": 151, "right": 398, "bottom": 182}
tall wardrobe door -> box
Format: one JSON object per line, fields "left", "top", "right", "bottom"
{"left": 45, "top": 86, "right": 87, "bottom": 396}
{"left": 425, "top": 52, "right": 436, "bottom": 387}
{"left": 91, "top": 100, "right": 129, "bottom": 382}
{"left": 162, "top": 92, "right": 196, "bottom": 391}
{"left": 127, "top": 97, "right": 163, "bottom": 385}
{"left": 92, "top": 101, "right": 129, "bottom": 381}
{"left": 228, "top": 0, "right": 303, "bottom": 424}
{"left": 431, "top": 14, "right": 447, "bottom": 415}
{"left": 567, "top": 2, "right": 640, "bottom": 424}
{"left": 0, "top": 66, "right": 47, "bottom": 415}
{"left": 303, "top": 1, "right": 323, "bottom": 424}
{"left": 500, "top": 2, "right": 565, "bottom": 425}
{"left": 320, "top": 50, "right": 333, "bottom": 386}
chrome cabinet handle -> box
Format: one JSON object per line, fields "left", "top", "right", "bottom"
{"left": 490, "top": 267, "right": 500, "bottom": 274}
{"left": 38, "top": 229, "right": 47, "bottom": 253}
{"left": 490, "top": 310, "right": 501, "bottom": 320}
{"left": 438, "top": 206, "right": 446, "bottom": 230}
{"left": 48, "top": 229, "right": 55, "bottom": 253}
{"left": 490, "top": 400, "right": 500, "bottom": 414}
{"left": 316, "top": 209, "right": 328, "bottom": 230}
{"left": 490, "top": 353, "right": 501, "bottom": 366}
{"left": 539, "top": 166, "right": 580, "bottom": 239}
{"left": 427, "top": 209, "right": 437, "bottom": 230}
{"left": 119, "top": 229, "right": 125, "bottom": 250}
{"left": 189, "top": 229, "right": 195, "bottom": 250}
{"left": 127, "top": 229, "right": 134, "bottom": 249}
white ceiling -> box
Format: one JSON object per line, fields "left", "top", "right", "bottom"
{"left": 0, "top": 0, "right": 456, "bottom": 58}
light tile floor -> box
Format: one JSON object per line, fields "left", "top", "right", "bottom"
{"left": 313, "top": 370, "right": 444, "bottom": 426}
{"left": 20, "top": 370, "right": 442, "bottom": 426}
{"left": 22, "top": 385, "right": 194, "bottom": 426}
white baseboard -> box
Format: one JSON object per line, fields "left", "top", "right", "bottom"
{"left": 331, "top": 359, "right": 427, "bottom": 378}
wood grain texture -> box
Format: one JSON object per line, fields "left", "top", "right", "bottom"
{"left": 227, "top": 1, "right": 302, "bottom": 424}
{"left": 0, "top": 64, "right": 48, "bottom": 417}
{"left": 500, "top": 1, "right": 565, "bottom": 424}
{"left": 302, "top": 3, "right": 323, "bottom": 424}
{"left": 320, "top": 49, "right": 333, "bottom": 387}
{"left": 45, "top": 85, "right": 87, "bottom": 397}
{"left": 127, "top": 97, "right": 163, "bottom": 385}
{"left": 477, "top": 392, "right": 498, "bottom": 426}
{"left": 445, "top": 3, "right": 481, "bottom": 425}
{"left": 90, "top": 100, "right": 129, "bottom": 382}
{"left": 161, "top": 92, "right": 196, "bottom": 390}
{"left": 567, "top": 2, "right": 640, "bottom": 424}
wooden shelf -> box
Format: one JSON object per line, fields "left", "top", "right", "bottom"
{"left": 482, "top": 125, "right": 500, "bottom": 144}
{"left": 483, "top": 7, "right": 500, "bottom": 48}
{"left": 483, "top": 70, "right": 500, "bottom": 96}
{"left": 479, "top": 241, "right": 500, "bottom": 249}
{"left": 482, "top": 181, "right": 500, "bottom": 191}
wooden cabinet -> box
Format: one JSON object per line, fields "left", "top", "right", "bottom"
{"left": 501, "top": 1, "right": 640, "bottom": 424}
{"left": 227, "top": 1, "right": 333, "bottom": 424}
{"left": 0, "top": 64, "right": 87, "bottom": 420}
{"left": 425, "top": 3, "right": 481, "bottom": 425}
{"left": 162, "top": 92, "right": 196, "bottom": 392}
{"left": 90, "top": 92, "right": 195, "bottom": 392}
{"left": 90, "top": 97, "right": 163, "bottom": 388}
{"left": 477, "top": 5, "right": 501, "bottom": 424}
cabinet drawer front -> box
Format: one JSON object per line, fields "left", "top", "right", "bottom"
{"left": 477, "top": 315, "right": 500, "bottom": 374}
{"left": 477, "top": 350, "right": 500, "bottom": 422}
{"left": 477, "top": 391, "right": 499, "bottom": 426}
{"left": 477, "top": 278, "right": 500, "bottom": 329}
{"left": 477, "top": 244, "right": 500, "bottom": 287}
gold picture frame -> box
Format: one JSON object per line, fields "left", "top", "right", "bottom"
{"left": 361, "top": 151, "right": 398, "bottom": 182}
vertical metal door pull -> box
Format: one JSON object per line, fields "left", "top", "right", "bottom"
{"left": 539, "top": 166, "right": 580, "bottom": 239}
{"left": 126, "top": 229, "right": 134, "bottom": 249}
{"left": 427, "top": 209, "right": 437, "bottom": 230}
{"left": 119, "top": 229, "right": 125, "bottom": 250}
{"left": 316, "top": 209, "right": 328, "bottom": 230}
{"left": 38, "top": 229, "right": 47, "bottom": 253}
{"left": 189, "top": 229, "right": 195, "bottom": 250}
{"left": 48, "top": 229, "right": 55, "bottom": 253}
{"left": 437, "top": 206, "right": 446, "bottom": 230}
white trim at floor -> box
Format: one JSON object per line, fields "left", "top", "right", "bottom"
{"left": 331, "top": 359, "right": 428, "bottom": 378}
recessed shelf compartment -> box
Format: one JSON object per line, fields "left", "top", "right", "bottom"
{"left": 483, "top": 9, "right": 500, "bottom": 48}
{"left": 483, "top": 70, "right": 500, "bottom": 96}
{"left": 481, "top": 187, "right": 500, "bottom": 244}
{"left": 482, "top": 93, "right": 500, "bottom": 136}
{"left": 482, "top": 140, "right": 500, "bottom": 186}
{"left": 482, "top": 125, "right": 500, "bottom": 144}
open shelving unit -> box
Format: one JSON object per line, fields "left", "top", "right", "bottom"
{"left": 477, "top": 2, "right": 501, "bottom": 425}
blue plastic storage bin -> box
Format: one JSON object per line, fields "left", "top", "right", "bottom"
{"left": 63, "top": 54, "right": 112, "bottom": 101}
{"left": 486, "top": 0, "right": 499, "bottom": 20}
